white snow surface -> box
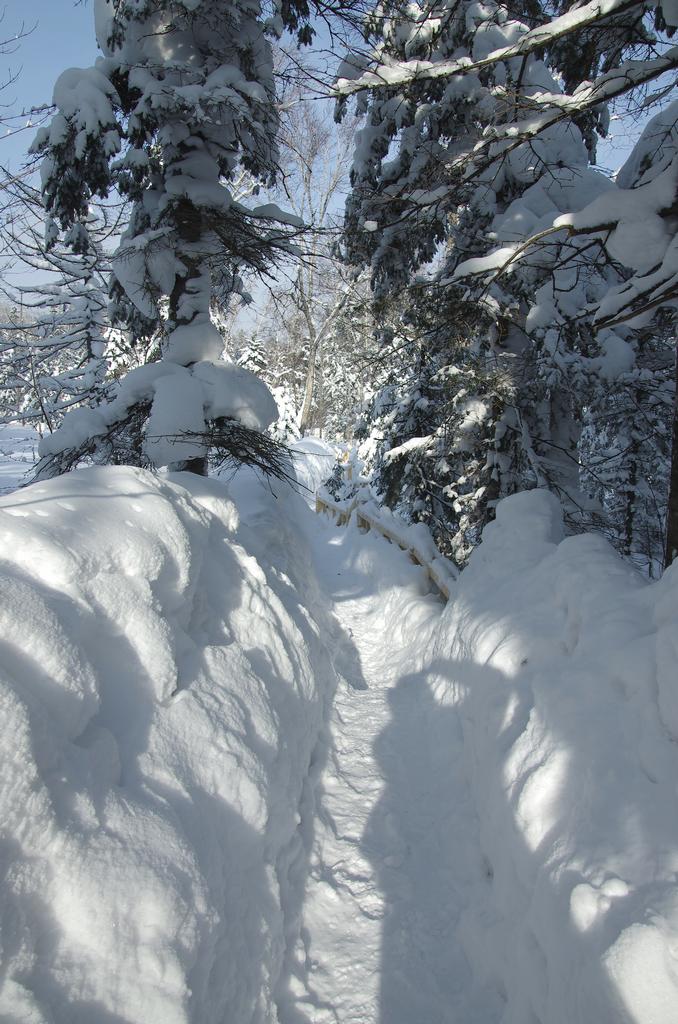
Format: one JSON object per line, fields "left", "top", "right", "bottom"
{"left": 429, "top": 491, "right": 678, "bottom": 1023}
{"left": 144, "top": 371, "right": 208, "bottom": 466}
{"left": 1, "top": 451, "right": 678, "bottom": 1023}
{"left": 555, "top": 156, "right": 678, "bottom": 274}
{"left": 165, "top": 322, "right": 225, "bottom": 366}
{"left": 192, "top": 361, "right": 278, "bottom": 431}
{"left": 286, "top": 437, "right": 339, "bottom": 501}
{"left": 0, "top": 463, "right": 343, "bottom": 1024}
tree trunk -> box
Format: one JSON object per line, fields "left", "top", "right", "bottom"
{"left": 169, "top": 457, "right": 209, "bottom": 476}
{"left": 623, "top": 450, "right": 638, "bottom": 558}
{"left": 168, "top": 198, "right": 209, "bottom": 476}
{"left": 664, "top": 343, "right": 678, "bottom": 569}
{"left": 299, "top": 335, "right": 318, "bottom": 434}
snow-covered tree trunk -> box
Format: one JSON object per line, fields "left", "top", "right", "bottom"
{"left": 299, "top": 334, "right": 319, "bottom": 435}
{"left": 665, "top": 345, "right": 678, "bottom": 567}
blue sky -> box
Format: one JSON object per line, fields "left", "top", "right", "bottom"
{"left": 3, "top": 0, "right": 98, "bottom": 172}
{"left": 4, "top": 0, "right": 643, "bottom": 177}
{"left": 4, "top": 0, "right": 641, "bottom": 176}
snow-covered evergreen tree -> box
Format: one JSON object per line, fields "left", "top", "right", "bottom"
{"left": 318, "top": 289, "right": 378, "bottom": 440}
{"left": 338, "top": 0, "right": 677, "bottom": 566}
{"left": 455, "top": 91, "right": 678, "bottom": 566}
{"left": 30, "top": 0, "right": 319, "bottom": 479}
{"left": 6, "top": 259, "right": 108, "bottom": 430}
{"left": 562, "top": 98, "right": 678, "bottom": 568}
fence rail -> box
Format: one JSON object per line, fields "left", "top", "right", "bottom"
{"left": 316, "top": 489, "right": 456, "bottom": 602}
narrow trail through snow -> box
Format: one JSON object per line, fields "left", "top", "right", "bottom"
{"left": 281, "top": 516, "right": 500, "bottom": 1024}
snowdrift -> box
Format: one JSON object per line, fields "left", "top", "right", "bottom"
{"left": 1, "top": 447, "right": 677, "bottom": 1024}
{"left": 0, "top": 464, "right": 342, "bottom": 1023}
{"left": 429, "top": 491, "right": 678, "bottom": 1023}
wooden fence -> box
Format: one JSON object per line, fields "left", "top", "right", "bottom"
{"left": 315, "top": 489, "right": 455, "bottom": 602}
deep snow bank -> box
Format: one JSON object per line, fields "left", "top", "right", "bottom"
{"left": 0, "top": 464, "right": 341, "bottom": 1024}
{"left": 288, "top": 437, "right": 339, "bottom": 502}
{"left": 430, "top": 491, "right": 678, "bottom": 1024}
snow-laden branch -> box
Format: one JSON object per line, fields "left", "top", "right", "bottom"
{"left": 457, "top": 48, "right": 678, "bottom": 184}
{"left": 451, "top": 151, "right": 678, "bottom": 327}
{"left": 335, "top": 0, "right": 651, "bottom": 96}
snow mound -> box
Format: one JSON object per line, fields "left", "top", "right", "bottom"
{"left": 3, "top": 458, "right": 678, "bottom": 1023}
{"left": 430, "top": 489, "right": 678, "bottom": 1024}
{"left": 289, "top": 437, "right": 339, "bottom": 502}
{"left": 0, "top": 465, "right": 340, "bottom": 1023}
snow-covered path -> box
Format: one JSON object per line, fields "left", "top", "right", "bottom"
{"left": 282, "top": 517, "right": 500, "bottom": 1024}
{"left": 279, "top": 487, "right": 678, "bottom": 1024}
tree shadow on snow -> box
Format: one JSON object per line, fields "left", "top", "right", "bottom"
{"left": 363, "top": 654, "right": 647, "bottom": 1024}
{"left": 360, "top": 661, "right": 502, "bottom": 1024}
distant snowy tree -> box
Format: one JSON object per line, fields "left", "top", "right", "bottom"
{"left": 258, "top": 98, "right": 371, "bottom": 436}
{"left": 318, "top": 288, "right": 378, "bottom": 439}
{"left": 241, "top": 268, "right": 379, "bottom": 441}
{"left": 0, "top": 255, "right": 109, "bottom": 433}
{"left": 0, "top": 192, "right": 117, "bottom": 433}
{"left": 230, "top": 91, "right": 379, "bottom": 441}
{"left": 234, "top": 332, "right": 299, "bottom": 439}
{"left": 236, "top": 335, "right": 269, "bottom": 379}
{"left": 29, "top": 0, "right": 324, "bottom": 480}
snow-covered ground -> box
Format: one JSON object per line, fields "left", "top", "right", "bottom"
{"left": 291, "top": 490, "right": 678, "bottom": 1024}
{"left": 1, "top": 437, "right": 677, "bottom": 1022}
{"left": 0, "top": 457, "right": 347, "bottom": 1023}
